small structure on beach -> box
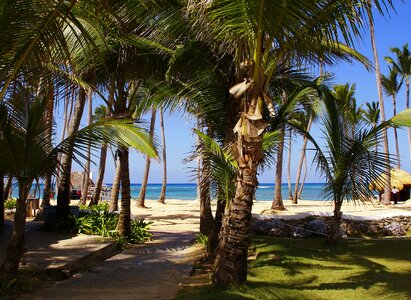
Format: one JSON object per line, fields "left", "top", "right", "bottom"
{"left": 369, "top": 168, "right": 411, "bottom": 202}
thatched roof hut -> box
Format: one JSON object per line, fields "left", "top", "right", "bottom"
{"left": 369, "top": 168, "right": 411, "bottom": 202}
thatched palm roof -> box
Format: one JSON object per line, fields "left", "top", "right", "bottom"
{"left": 369, "top": 169, "right": 411, "bottom": 192}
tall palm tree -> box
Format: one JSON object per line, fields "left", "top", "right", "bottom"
{"left": 158, "top": 107, "right": 167, "bottom": 204}
{"left": 381, "top": 68, "right": 403, "bottom": 168}
{"left": 80, "top": 89, "right": 93, "bottom": 206}
{"left": 137, "top": 108, "right": 156, "bottom": 208}
{"left": 365, "top": 0, "right": 392, "bottom": 205}
{"left": 89, "top": 105, "right": 110, "bottom": 206}
{"left": 385, "top": 44, "right": 411, "bottom": 159}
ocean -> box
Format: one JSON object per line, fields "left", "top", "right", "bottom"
{"left": 14, "top": 183, "right": 330, "bottom": 201}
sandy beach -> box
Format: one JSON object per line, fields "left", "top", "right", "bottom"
{"left": 121, "top": 198, "right": 411, "bottom": 232}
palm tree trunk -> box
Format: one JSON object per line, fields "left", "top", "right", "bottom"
{"left": 392, "top": 95, "right": 400, "bottom": 169}
{"left": 196, "top": 117, "right": 202, "bottom": 201}
{"left": 293, "top": 117, "right": 313, "bottom": 203}
{"left": 137, "top": 108, "right": 156, "bottom": 208}
{"left": 40, "top": 82, "right": 54, "bottom": 213}
{"left": 287, "top": 127, "right": 293, "bottom": 200}
{"left": 207, "top": 192, "right": 225, "bottom": 259}
{"left": 158, "top": 108, "right": 167, "bottom": 204}
{"left": 4, "top": 176, "right": 12, "bottom": 199}
{"left": 79, "top": 90, "right": 93, "bottom": 206}
{"left": 57, "top": 88, "right": 87, "bottom": 217}
{"left": 298, "top": 155, "right": 308, "bottom": 199}
{"left": 116, "top": 146, "right": 131, "bottom": 237}
{"left": 109, "top": 154, "right": 121, "bottom": 212}
{"left": 271, "top": 125, "right": 286, "bottom": 210}
{"left": 327, "top": 199, "right": 343, "bottom": 244}
{"left": 213, "top": 137, "right": 262, "bottom": 286}
{"left": 0, "top": 180, "right": 31, "bottom": 281}
{"left": 406, "top": 77, "right": 411, "bottom": 160}
{"left": 90, "top": 144, "right": 108, "bottom": 206}
{"left": 367, "top": 3, "right": 391, "bottom": 205}
{"left": 0, "top": 173, "right": 4, "bottom": 230}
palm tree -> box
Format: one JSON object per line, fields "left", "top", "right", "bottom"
{"left": 385, "top": 44, "right": 411, "bottom": 159}
{"left": 296, "top": 86, "right": 411, "bottom": 243}
{"left": 0, "top": 95, "right": 156, "bottom": 281}
{"left": 0, "top": 173, "right": 4, "bottom": 229}
{"left": 365, "top": 0, "right": 392, "bottom": 205}
{"left": 158, "top": 107, "right": 167, "bottom": 203}
{"left": 381, "top": 68, "right": 403, "bottom": 168}
{"left": 89, "top": 105, "right": 110, "bottom": 206}
{"left": 137, "top": 108, "right": 156, "bottom": 208}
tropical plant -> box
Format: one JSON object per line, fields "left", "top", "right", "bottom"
{"left": 0, "top": 95, "right": 156, "bottom": 282}
{"left": 294, "top": 86, "right": 411, "bottom": 243}
{"left": 158, "top": 107, "right": 167, "bottom": 204}
{"left": 381, "top": 67, "right": 403, "bottom": 168}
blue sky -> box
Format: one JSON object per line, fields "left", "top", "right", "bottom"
{"left": 71, "top": 2, "right": 411, "bottom": 184}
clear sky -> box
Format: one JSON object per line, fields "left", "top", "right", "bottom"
{"left": 71, "top": 2, "right": 411, "bottom": 184}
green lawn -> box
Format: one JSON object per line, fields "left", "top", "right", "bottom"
{"left": 177, "top": 236, "right": 411, "bottom": 300}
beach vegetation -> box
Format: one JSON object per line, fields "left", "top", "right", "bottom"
{"left": 177, "top": 236, "right": 411, "bottom": 300}
{"left": 4, "top": 199, "right": 17, "bottom": 210}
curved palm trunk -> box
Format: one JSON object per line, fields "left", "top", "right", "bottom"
{"left": 137, "top": 108, "right": 156, "bottom": 208}
{"left": 109, "top": 155, "right": 121, "bottom": 212}
{"left": 57, "top": 88, "right": 87, "bottom": 217}
{"left": 368, "top": 4, "right": 391, "bottom": 205}
{"left": 158, "top": 108, "right": 167, "bottom": 204}
{"left": 298, "top": 155, "right": 308, "bottom": 199}
{"left": 199, "top": 155, "right": 214, "bottom": 236}
{"left": 116, "top": 146, "right": 131, "bottom": 237}
{"left": 293, "top": 117, "right": 313, "bottom": 203}
{"left": 80, "top": 90, "right": 93, "bottom": 206}
{"left": 213, "top": 138, "right": 262, "bottom": 286}
{"left": 271, "top": 125, "right": 286, "bottom": 210}
{"left": 90, "top": 144, "right": 108, "bottom": 206}
{"left": 0, "top": 180, "right": 31, "bottom": 281}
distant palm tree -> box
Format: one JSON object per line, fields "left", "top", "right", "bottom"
{"left": 381, "top": 68, "right": 403, "bottom": 168}
{"left": 385, "top": 43, "right": 411, "bottom": 160}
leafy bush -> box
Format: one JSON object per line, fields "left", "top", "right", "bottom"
{"left": 4, "top": 198, "right": 17, "bottom": 210}
{"left": 195, "top": 233, "right": 208, "bottom": 250}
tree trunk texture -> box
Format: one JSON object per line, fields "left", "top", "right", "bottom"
{"left": 327, "top": 200, "right": 343, "bottom": 244}
{"left": 293, "top": 117, "right": 313, "bottom": 204}
{"left": 272, "top": 125, "right": 286, "bottom": 210}
{"left": 90, "top": 144, "right": 108, "bottom": 206}
{"left": 109, "top": 154, "right": 121, "bottom": 212}
{"left": 368, "top": 4, "right": 391, "bottom": 205}
{"left": 213, "top": 138, "right": 262, "bottom": 286}
{"left": 0, "top": 181, "right": 30, "bottom": 281}
{"left": 207, "top": 194, "right": 225, "bottom": 259}
{"left": 57, "top": 88, "right": 86, "bottom": 217}
{"left": 0, "top": 173, "right": 4, "bottom": 230}
{"left": 79, "top": 90, "right": 93, "bottom": 206}
{"left": 116, "top": 147, "right": 131, "bottom": 237}
{"left": 158, "top": 108, "right": 167, "bottom": 204}
{"left": 287, "top": 128, "right": 293, "bottom": 200}
{"left": 137, "top": 108, "right": 156, "bottom": 208}
{"left": 4, "top": 176, "right": 12, "bottom": 199}
{"left": 199, "top": 164, "right": 214, "bottom": 236}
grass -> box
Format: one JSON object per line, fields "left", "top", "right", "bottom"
{"left": 177, "top": 236, "right": 411, "bottom": 300}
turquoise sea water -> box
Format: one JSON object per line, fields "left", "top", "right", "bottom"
{"left": 107, "top": 183, "right": 329, "bottom": 201}
{"left": 14, "top": 183, "right": 330, "bottom": 201}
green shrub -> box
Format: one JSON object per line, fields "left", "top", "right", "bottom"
{"left": 195, "top": 233, "right": 208, "bottom": 250}
{"left": 4, "top": 198, "right": 17, "bottom": 210}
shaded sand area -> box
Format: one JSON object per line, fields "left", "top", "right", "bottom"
{"left": 7, "top": 197, "right": 411, "bottom": 299}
